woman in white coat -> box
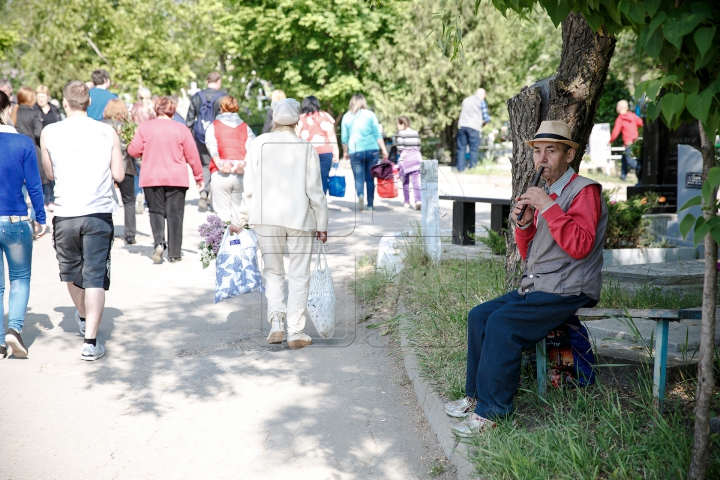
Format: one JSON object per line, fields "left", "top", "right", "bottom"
{"left": 230, "top": 99, "right": 328, "bottom": 350}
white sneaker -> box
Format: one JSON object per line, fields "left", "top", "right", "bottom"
{"left": 415, "top": 201, "right": 421, "bottom": 210}
{"left": 81, "top": 342, "right": 105, "bottom": 361}
{"left": 287, "top": 332, "right": 312, "bottom": 350}
{"left": 444, "top": 396, "right": 476, "bottom": 418}
{"left": 450, "top": 413, "right": 496, "bottom": 437}
{"left": 267, "top": 315, "right": 286, "bottom": 344}
{"left": 75, "top": 310, "right": 86, "bottom": 335}
{"left": 404, "top": 203, "right": 411, "bottom": 208}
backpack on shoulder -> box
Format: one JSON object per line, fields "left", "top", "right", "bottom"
{"left": 193, "top": 91, "right": 225, "bottom": 144}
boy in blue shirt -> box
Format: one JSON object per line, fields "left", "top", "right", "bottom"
{"left": 87, "top": 69, "right": 117, "bottom": 120}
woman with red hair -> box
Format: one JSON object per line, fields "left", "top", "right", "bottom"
{"left": 204, "top": 95, "right": 255, "bottom": 224}
{"left": 128, "top": 97, "right": 203, "bottom": 264}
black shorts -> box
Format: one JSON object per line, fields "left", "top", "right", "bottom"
{"left": 52, "top": 214, "right": 114, "bottom": 290}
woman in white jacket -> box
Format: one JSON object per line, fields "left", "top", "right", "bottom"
{"left": 230, "top": 99, "right": 328, "bottom": 350}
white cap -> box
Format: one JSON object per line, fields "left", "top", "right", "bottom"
{"left": 272, "top": 98, "right": 301, "bottom": 126}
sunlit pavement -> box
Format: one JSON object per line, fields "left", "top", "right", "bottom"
{"left": 0, "top": 165, "right": 464, "bottom": 479}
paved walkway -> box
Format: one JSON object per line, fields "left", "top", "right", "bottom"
{"left": 0, "top": 164, "right": 628, "bottom": 478}
{"left": 0, "top": 165, "right": 461, "bottom": 479}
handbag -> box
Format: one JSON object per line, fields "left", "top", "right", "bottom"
{"left": 214, "top": 228, "right": 265, "bottom": 304}
{"left": 376, "top": 164, "right": 399, "bottom": 198}
{"left": 328, "top": 164, "right": 346, "bottom": 197}
{"left": 306, "top": 242, "right": 336, "bottom": 338}
{"left": 370, "top": 159, "right": 394, "bottom": 180}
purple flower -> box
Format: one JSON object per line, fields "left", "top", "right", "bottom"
{"left": 198, "top": 215, "right": 227, "bottom": 256}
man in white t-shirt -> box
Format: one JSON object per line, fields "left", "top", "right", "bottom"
{"left": 40, "top": 80, "right": 125, "bottom": 361}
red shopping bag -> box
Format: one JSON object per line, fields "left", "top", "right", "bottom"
{"left": 376, "top": 165, "right": 399, "bottom": 198}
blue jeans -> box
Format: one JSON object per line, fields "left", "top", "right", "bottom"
{"left": 350, "top": 150, "right": 379, "bottom": 207}
{"left": 466, "top": 290, "right": 596, "bottom": 419}
{"left": 456, "top": 127, "right": 480, "bottom": 172}
{"left": 134, "top": 165, "right": 143, "bottom": 196}
{"left": 318, "top": 153, "right": 333, "bottom": 195}
{"left": 620, "top": 145, "right": 637, "bottom": 179}
{"left": 0, "top": 219, "right": 33, "bottom": 343}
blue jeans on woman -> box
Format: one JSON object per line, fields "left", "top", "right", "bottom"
{"left": 465, "top": 290, "right": 596, "bottom": 419}
{"left": 350, "top": 149, "right": 379, "bottom": 207}
{"left": 0, "top": 219, "right": 33, "bottom": 345}
{"left": 318, "top": 153, "right": 333, "bottom": 194}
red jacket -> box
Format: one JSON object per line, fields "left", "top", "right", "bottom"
{"left": 515, "top": 174, "right": 602, "bottom": 261}
{"left": 127, "top": 118, "right": 203, "bottom": 188}
{"left": 610, "top": 112, "right": 643, "bottom": 145}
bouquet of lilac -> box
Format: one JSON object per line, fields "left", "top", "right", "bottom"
{"left": 198, "top": 215, "right": 229, "bottom": 268}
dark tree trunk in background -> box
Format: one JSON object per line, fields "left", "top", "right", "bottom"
{"left": 443, "top": 119, "right": 458, "bottom": 165}
{"left": 690, "top": 123, "right": 718, "bottom": 480}
{"left": 504, "top": 13, "right": 616, "bottom": 287}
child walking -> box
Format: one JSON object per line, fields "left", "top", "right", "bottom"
{"left": 395, "top": 116, "right": 422, "bottom": 209}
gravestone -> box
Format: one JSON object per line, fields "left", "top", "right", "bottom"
{"left": 421, "top": 160, "right": 440, "bottom": 263}
{"left": 627, "top": 119, "right": 701, "bottom": 212}
{"left": 665, "top": 145, "right": 703, "bottom": 245}
{"left": 585, "top": 123, "right": 613, "bottom": 175}
{"left": 420, "top": 160, "right": 442, "bottom": 263}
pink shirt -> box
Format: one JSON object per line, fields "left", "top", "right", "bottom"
{"left": 128, "top": 118, "right": 203, "bottom": 188}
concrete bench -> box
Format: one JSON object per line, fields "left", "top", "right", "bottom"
{"left": 439, "top": 195, "right": 511, "bottom": 245}
{"left": 536, "top": 307, "right": 707, "bottom": 411}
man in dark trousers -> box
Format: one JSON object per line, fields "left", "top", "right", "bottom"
{"left": 445, "top": 121, "right": 607, "bottom": 437}
{"left": 186, "top": 71, "right": 226, "bottom": 211}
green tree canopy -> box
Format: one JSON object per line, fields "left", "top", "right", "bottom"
{"left": 3, "top": 0, "right": 217, "bottom": 97}
{"left": 366, "top": 2, "right": 561, "bottom": 142}
{"left": 215, "top": 0, "right": 405, "bottom": 115}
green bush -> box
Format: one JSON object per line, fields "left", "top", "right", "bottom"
{"left": 604, "top": 190, "right": 659, "bottom": 249}
{"left": 474, "top": 226, "right": 507, "bottom": 256}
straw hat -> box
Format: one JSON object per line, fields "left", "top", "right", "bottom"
{"left": 525, "top": 121, "right": 579, "bottom": 149}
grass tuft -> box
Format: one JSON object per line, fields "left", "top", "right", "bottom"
{"left": 356, "top": 243, "right": 720, "bottom": 478}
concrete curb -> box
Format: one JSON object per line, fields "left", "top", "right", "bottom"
{"left": 398, "top": 305, "right": 478, "bottom": 480}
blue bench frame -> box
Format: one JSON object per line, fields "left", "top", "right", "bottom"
{"left": 535, "top": 308, "right": 704, "bottom": 412}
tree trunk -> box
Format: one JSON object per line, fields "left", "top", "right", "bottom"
{"left": 504, "top": 13, "right": 616, "bottom": 287}
{"left": 689, "top": 123, "right": 718, "bottom": 480}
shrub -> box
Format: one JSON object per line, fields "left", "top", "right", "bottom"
{"left": 474, "top": 226, "right": 507, "bottom": 256}
{"left": 604, "top": 190, "right": 658, "bottom": 249}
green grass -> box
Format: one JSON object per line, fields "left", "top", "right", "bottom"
{"left": 352, "top": 253, "right": 720, "bottom": 478}
{"left": 599, "top": 277, "right": 703, "bottom": 310}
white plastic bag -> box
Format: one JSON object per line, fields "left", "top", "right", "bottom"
{"left": 306, "top": 242, "right": 335, "bottom": 338}
{"left": 215, "top": 228, "right": 265, "bottom": 304}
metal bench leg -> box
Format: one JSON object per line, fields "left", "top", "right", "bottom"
{"left": 653, "top": 320, "right": 669, "bottom": 412}
{"left": 536, "top": 339, "right": 547, "bottom": 400}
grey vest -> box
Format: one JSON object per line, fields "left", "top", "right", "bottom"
{"left": 518, "top": 176, "right": 607, "bottom": 301}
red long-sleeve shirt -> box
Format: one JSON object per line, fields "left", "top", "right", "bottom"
{"left": 609, "top": 111, "right": 643, "bottom": 145}
{"left": 515, "top": 175, "right": 602, "bottom": 260}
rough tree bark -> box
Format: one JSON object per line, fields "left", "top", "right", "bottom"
{"left": 689, "top": 123, "right": 718, "bottom": 480}
{"left": 504, "top": 12, "right": 616, "bottom": 287}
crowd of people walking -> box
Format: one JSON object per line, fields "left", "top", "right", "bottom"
{"left": 0, "top": 66, "right": 441, "bottom": 360}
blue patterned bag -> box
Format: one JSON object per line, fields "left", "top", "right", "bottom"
{"left": 215, "top": 228, "right": 265, "bottom": 304}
